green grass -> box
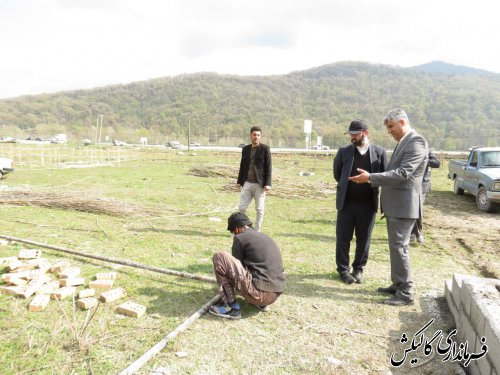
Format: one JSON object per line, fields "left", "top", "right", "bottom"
{"left": 0, "top": 147, "right": 497, "bottom": 374}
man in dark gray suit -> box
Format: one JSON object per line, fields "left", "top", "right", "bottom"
{"left": 333, "top": 120, "right": 387, "bottom": 284}
{"left": 349, "top": 109, "right": 428, "bottom": 306}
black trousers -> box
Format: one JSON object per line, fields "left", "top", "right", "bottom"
{"left": 336, "top": 200, "right": 376, "bottom": 273}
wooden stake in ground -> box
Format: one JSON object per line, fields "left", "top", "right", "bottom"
{"left": 0, "top": 234, "right": 217, "bottom": 284}
{"left": 119, "top": 293, "right": 221, "bottom": 375}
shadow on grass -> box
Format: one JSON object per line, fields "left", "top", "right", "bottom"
{"left": 284, "top": 273, "right": 380, "bottom": 304}
{"left": 131, "top": 228, "right": 227, "bottom": 237}
{"left": 274, "top": 231, "right": 389, "bottom": 245}
{"left": 292, "top": 219, "right": 335, "bottom": 225}
{"left": 137, "top": 282, "right": 218, "bottom": 318}
{"left": 274, "top": 232, "right": 334, "bottom": 242}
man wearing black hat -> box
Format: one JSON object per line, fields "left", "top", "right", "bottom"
{"left": 333, "top": 120, "right": 387, "bottom": 284}
{"left": 209, "top": 212, "right": 285, "bottom": 319}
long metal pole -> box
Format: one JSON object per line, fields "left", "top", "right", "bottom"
{"left": 0, "top": 234, "right": 217, "bottom": 284}
{"left": 119, "top": 293, "right": 221, "bottom": 374}
{"left": 98, "top": 114, "right": 103, "bottom": 144}
{"left": 94, "top": 115, "right": 99, "bottom": 145}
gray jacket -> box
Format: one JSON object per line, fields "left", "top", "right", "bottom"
{"left": 369, "top": 131, "right": 428, "bottom": 219}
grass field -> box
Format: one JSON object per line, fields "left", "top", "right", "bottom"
{"left": 0, "top": 145, "right": 498, "bottom": 374}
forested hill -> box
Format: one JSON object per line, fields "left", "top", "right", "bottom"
{"left": 0, "top": 61, "right": 499, "bottom": 150}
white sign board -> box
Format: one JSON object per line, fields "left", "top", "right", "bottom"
{"left": 304, "top": 120, "right": 312, "bottom": 133}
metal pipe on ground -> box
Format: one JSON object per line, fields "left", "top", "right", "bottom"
{"left": 119, "top": 293, "right": 221, "bottom": 374}
{"left": 0, "top": 234, "right": 217, "bottom": 284}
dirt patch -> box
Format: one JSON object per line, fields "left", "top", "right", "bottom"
{"left": 188, "top": 164, "right": 239, "bottom": 179}
{"left": 0, "top": 189, "right": 149, "bottom": 217}
{"left": 424, "top": 191, "right": 500, "bottom": 278}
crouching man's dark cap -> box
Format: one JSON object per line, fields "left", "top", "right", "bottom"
{"left": 345, "top": 119, "right": 368, "bottom": 134}
{"left": 227, "top": 212, "right": 252, "bottom": 232}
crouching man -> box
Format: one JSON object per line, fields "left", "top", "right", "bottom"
{"left": 209, "top": 212, "right": 285, "bottom": 320}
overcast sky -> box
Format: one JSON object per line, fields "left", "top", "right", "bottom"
{"left": 0, "top": 0, "right": 498, "bottom": 99}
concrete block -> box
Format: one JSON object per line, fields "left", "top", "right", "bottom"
{"left": 467, "top": 280, "right": 499, "bottom": 338}
{"left": 459, "top": 313, "right": 477, "bottom": 352}
{"left": 59, "top": 278, "right": 85, "bottom": 287}
{"left": 50, "top": 261, "right": 70, "bottom": 274}
{"left": 77, "top": 297, "right": 98, "bottom": 309}
{"left": 6, "top": 277, "right": 28, "bottom": 286}
{"left": 476, "top": 353, "right": 492, "bottom": 375}
{"left": 89, "top": 279, "right": 114, "bottom": 290}
{"left": 51, "top": 286, "right": 76, "bottom": 300}
{"left": 5, "top": 260, "right": 23, "bottom": 271}
{"left": 445, "top": 279, "right": 460, "bottom": 326}
{"left": 0, "top": 256, "right": 18, "bottom": 266}
{"left": 95, "top": 272, "right": 117, "bottom": 280}
{"left": 29, "top": 294, "right": 50, "bottom": 312}
{"left": 7, "top": 269, "right": 41, "bottom": 280}
{"left": 116, "top": 301, "right": 146, "bottom": 318}
{"left": 470, "top": 294, "right": 486, "bottom": 338}
{"left": 36, "top": 280, "right": 61, "bottom": 295}
{"left": 79, "top": 288, "right": 95, "bottom": 298}
{"left": 468, "top": 360, "right": 481, "bottom": 375}
{"left": 35, "top": 259, "right": 51, "bottom": 273}
{"left": 59, "top": 267, "right": 81, "bottom": 279}
{"left": 0, "top": 285, "right": 25, "bottom": 296}
{"left": 452, "top": 274, "right": 469, "bottom": 308}
{"left": 13, "top": 263, "right": 36, "bottom": 272}
{"left": 99, "top": 288, "right": 125, "bottom": 303}
{"left": 18, "top": 249, "right": 42, "bottom": 259}
{"left": 2, "top": 273, "right": 23, "bottom": 283}
{"left": 19, "top": 275, "right": 51, "bottom": 298}
{"left": 460, "top": 281, "right": 474, "bottom": 319}
{"left": 484, "top": 302, "right": 500, "bottom": 374}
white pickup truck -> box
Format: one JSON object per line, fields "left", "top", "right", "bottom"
{"left": 448, "top": 147, "right": 500, "bottom": 212}
{"left": 0, "top": 157, "right": 14, "bottom": 179}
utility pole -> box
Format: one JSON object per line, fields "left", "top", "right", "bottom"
{"left": 94, "top": 114, "right": 103, "bottom": 145}
{"left": 187, "top": 114, "right": 191, "bottom": 151}
{"left": 98, "top": 114, "right": 104, "bottom": 144}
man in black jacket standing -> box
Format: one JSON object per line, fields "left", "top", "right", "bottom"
{"left": 237, "top": 126, "right": 272, "bottom": 231}
{"left": 209, "top": 212, "right": 285, "bottom": 320}
{"left": 334, "top": 120, "right": 388, "bottom": 284}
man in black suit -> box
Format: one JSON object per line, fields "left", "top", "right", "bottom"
{"left": 333, "top": 120, "right": 388, "bottom": 284}
{"left": 237, "top": 126, "right": 272, "bottom": 231}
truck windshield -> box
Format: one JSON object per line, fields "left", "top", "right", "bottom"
{"left": 481, "top": 151, "right": 500, "bottom": 167}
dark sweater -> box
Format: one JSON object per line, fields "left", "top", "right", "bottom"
{"left": 345, "top": 148, "right": 373, "bottom": 203}
{"left": 232, "top": 227, "right": 285, "bottom": 293}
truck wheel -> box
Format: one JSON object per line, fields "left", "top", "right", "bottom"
{"left": 453, "top": 179, "right": 464, "bottom": 195}
{"left": 476, "top": 186, "right": 496, "bottom": 212}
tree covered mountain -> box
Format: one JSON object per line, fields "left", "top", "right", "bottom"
{"left": 0, "top": 61, "right": 499, "bottom": 150}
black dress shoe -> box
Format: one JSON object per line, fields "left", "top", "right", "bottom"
{"left": 352, "top": 270, "right": 364, "bottom": 284}
{"left": 377, "top": 286, "right": 397, "bottom": 294}
{"left": 383, "top": 295, "right": 414, "bottom": 306}
{"left": 339, "top": 271, "right": 356, "bottom": 284}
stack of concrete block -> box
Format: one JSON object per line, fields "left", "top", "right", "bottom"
{"left": 2, "top": 250, "right": 146, "bottom": 318}
{"left": 445, "top": 273, "right": 500, "bottom": 375}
